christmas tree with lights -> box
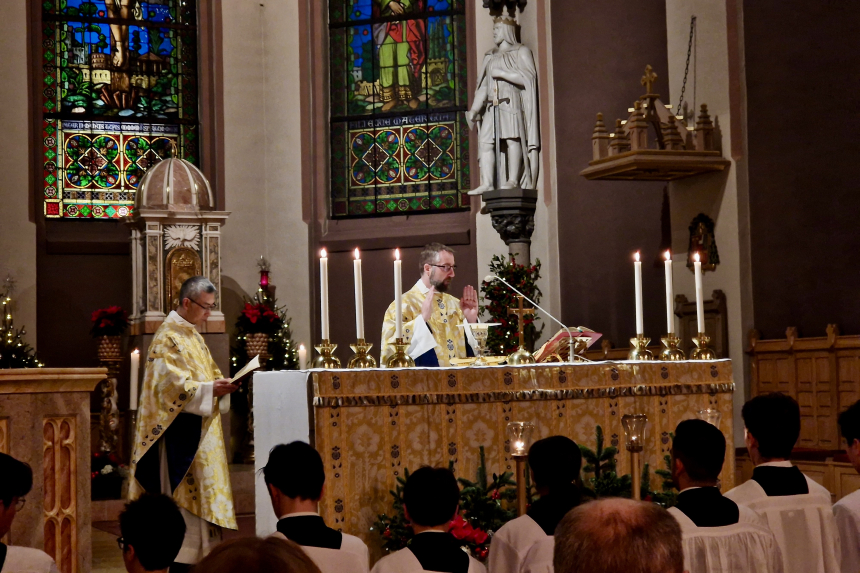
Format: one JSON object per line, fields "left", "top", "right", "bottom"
{"left": 0, "top": 276, "right": 43, "bottom": 368}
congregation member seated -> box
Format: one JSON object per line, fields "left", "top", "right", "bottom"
{"left": 192, "top": 537, "right": 322, "bottom": 573}
{"left": 118, "top": 493, "right": 186, "bottom": 573}
{"left": 263, "top": 442, "right": 369, "bottom": 573}
{"left": 0, "top": 453, "right": 58, "bottom": 573}
{"left": 489, "top": 436, "right": 582, "bottom": 573}
{"left": 834, "top": 400, "right": 860, "bottom": 573}
{"left": 725, "top": 392, "right": 840, "bottom": 573}
{"left": 553, "top": 498, "right": 683, "bottom": 573}
{"left": 667, "top": 419, "right": 783, "bottom": 573}
{"left": 371, "top": 467, "right": 486, "bottom": 573}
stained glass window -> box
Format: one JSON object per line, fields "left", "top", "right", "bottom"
{"left": 41, "top": 0, "right": 198, "bottom": 219}
{"left": 329, "top": 0, "right": 470, "bottom": 218}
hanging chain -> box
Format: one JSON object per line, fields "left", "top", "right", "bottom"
{"left": 676, "top": 16, "right": 696, "bottom": 117}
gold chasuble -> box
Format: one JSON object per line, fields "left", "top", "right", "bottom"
{"left": 128, "top": 312, "right": 237, "bottom": 530}
{"left": 381, "top": 280, "right": 475, "bottom": 367}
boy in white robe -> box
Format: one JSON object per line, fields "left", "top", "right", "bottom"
{"left": 371, "top": 467, "right": 486, "bottom": 573}
{"left": 0, "top": 453, "right": 58, "bottom": 573}
{"left": 489, "top": 436, "right": 583, "bottom": 573}
{"left": 118, "top": 493, "right": 186, "bottom": 573}
{"left": 834, "top": 400, "right": 860, "bottom": 573}
{"left": 667, "top": 419, "right": 783, "bottom": 573}
{"left": 725, "top": 392, "right": 840, "bottom": 573}
{"left": 264, "top": 442, "right": 369, "bottom": 573}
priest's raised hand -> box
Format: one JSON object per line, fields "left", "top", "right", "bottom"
{"left": 461, "top": 285, "right": 478, "bottom": 323}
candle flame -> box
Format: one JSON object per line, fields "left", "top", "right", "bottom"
{"left": 321, "top": 248, "right": 327, "bottom": 258}
{"left": 694, "top": 252, "right": 701, "bottom": 263}
{"left": 132, "top": 348, "right": 139, "bottom": 355}
{"left": 395, "top": 248, "right": 401, "bottom": 261}
{"left": 354, "top": 248, "right": 360, "bottom": 260}
{"left": 299, "top": 343, "right": 306, "bottom": 351}
{"left": 634, "top": 251, "right": 640, "bottom": 262}
{"left": 664, "top": 250, "right": 671, "bottom": 261}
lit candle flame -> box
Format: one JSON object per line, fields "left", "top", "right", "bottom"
{"left": 514, "top": 440, "right": 525, "bottom": 452}
{"left": 694, "top": 252, "right": 700, "bottom": 263}
{"left": 299, "top": 343, "right": 306, "bottom": 351}
{"left": 664, "top": 250, "right": 671, "bottom": 261}
{"left": 354, "top": 248, "right": 360, "bottom": 260}
{"left": 395, "top": 248, "right": 401, "bottom": 261}
{"left": 132, "top": 348, "right": 139, "bottom": 355}
{"left": 321, "top": 248, "right": 327, "bottom": 258}
{"left": 634, "top": 251, "right": 640, "bottom": 262}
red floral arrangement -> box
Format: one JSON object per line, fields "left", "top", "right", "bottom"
{"left": 90, "top": 306, "right": 129, "bottom": 337}
{"left": 236, "top": 302, "right": 284, "bottom": 335}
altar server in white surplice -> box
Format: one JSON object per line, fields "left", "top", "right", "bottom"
{"left": 725, "top": 393, "right": 840, "bottom": 573}
{"left": 371, "top": 467, "right": 486, "bottom": 573}
{"left": 0, "top": 453, "right": 58, "bottom": 573}
{"left": 835, "top": 400, "right": 860, "bottom": 573}
{"left": 667, "top": 419, "right": 783, "bottom": 573}
{"left": 264, "top": 442, "right": 369, "bottom": 573}
{"left": 489, "top": 436, "right": 583, "bottom": 573}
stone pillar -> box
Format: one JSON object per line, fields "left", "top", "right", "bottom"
{"left": 482, "top": 188, "right": 537, "bottom": 264}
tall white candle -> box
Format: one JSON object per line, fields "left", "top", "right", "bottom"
{"left": 353, "top": 248, "right": 365, "bottom": 339}
{"left": 298, "top": 344, "right": 308, "bottom": 370}
{"left": 664, "top": 251, "right": 674, "bottom": 334}
{"left": 320, "top": 249, "right": 330, "bottom": 340}
{"left": 694, "top": 252, "right": 705, "bottom": 333}
{"left": 394, "top": 249, "right": 403, "bottom": 339}
{"left": 129, "top": 348, "right": 140, "bottom": 410}
{"left": 634, "top": 251, "right": 644, "bottom": 335}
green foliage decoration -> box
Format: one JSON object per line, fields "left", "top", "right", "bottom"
{"left": 579, "top": 425, "right": 632, "bottom": 498}
{"left": 0, "top": 280, "right": 43, "bottom": 369}
{"left": 479, "top": 254, "right": 543, "bottom": 355}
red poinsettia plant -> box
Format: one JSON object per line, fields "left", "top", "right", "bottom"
{"left": 237, "top": 302, "right": 284, "bottom": 335}
{"left": 90, "top": 306, "right": 129, "bottom": 337}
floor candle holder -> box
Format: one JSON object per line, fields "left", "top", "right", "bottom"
{"left": 348, "top": 339, "right": 377, "bottom": 369}
{"left": 313, "top": 339, "right": 341, "bottom": 369}
{"left": 628, "top": 335, "right": 654, "bottom": 360}
{"left": 386, "top": 337, "right": 415, "bottom": 368}
{"left": 659, "top": 334, "right": 686, "bottom": 361}
{"left": 690, "top": 332, "right": 717, "bottom": 360}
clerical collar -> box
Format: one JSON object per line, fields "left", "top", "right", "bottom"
{"left": 166, "top": 310, "right": 195, "bottom": 329}
{"left": 278, "top": 511, "right": 319, "bottom": 520}
{"left": 678, "top": 486, "right": 703, "bottom": 493}
{"left": 757, "top": 460, "right": 793, "bottom": 468}
{"left": 415, "top": 280, "right": 430, "bottom": 294}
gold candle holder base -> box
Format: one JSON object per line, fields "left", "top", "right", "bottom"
{"left": 627, "top": 335, "right": 654, "bottom": 360}
{"left": 659, "top": 334, "right": 686, "bottom": 361}
{"left": 507, "top": 347, "right": 535, "bottom": 365}
{"left": 386, "top": 337, "right": 415, "bottom": 368}
{"left": 348, "top": 339, "right": 377, "bottom": 369}
{"left": 691, "top": 332, "right": 717, "bottom": 360}
{"left": 312, "top": 339, "right": 342, "bottom": 369}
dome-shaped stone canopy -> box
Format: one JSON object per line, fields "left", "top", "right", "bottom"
{"left": 136, "top": 157, "right": 214, "bottom": 211}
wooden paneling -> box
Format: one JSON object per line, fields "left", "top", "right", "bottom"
{"left": 749, "top": 325, "right": 860, "bottom": 449}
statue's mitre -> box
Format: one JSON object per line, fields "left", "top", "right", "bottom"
{"left": 493, "top": 15, "right": 517, "bottom": 25}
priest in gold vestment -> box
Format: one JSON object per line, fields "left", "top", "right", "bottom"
{"left": 128, "top": 276, "right": 239, "bottom": 569}
{"left": 381, "top": 243, "right": 479, "bottom": 367}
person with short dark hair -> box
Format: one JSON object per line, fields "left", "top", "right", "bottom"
{"left": 667, "top": 420, "right": 782, "bottom": 573}
{"left": 0, "top": 453, "right": 58, "bottom": 573}
{"left": 264, "top": 442, "right": 369, "bottom": 573}
{"left": 489, "top": 436, "right": 582, "bottom": 573}
{"left": 192, "top": 536, "right": 322, "bottom": 573}
{"left": 725, "top": 393, "right": 840, "bottom": 573}
{"left": 553, "top": 498, "right": 684, "bottom": 573}
{"left": 834, "top": 399, "right": 860, "bottom": 572}
{"left": 380, "top": 243, "right": 479, "bottom": 367}
{"left": 118, "top": 493, "right": 186, "bottom": 573}
{"left": 371, "top": 467, "right": 486, "bottom": 573}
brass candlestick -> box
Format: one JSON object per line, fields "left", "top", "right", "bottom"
{"left": 659, "top": 334, "right": 686, "bottom": 361}
{"left": 508, "top": 296, "right": 536, "bottom": 365}
{"left": 627, "top": 335, "right": 654, "bottom": 360}
{"left": 622, "top": 413, "right": 648, "bottom": 501}
{"left": 690, "top": 332, "right": 717, "bottom": 360}
{"left": 348, "top": 339, "right": 377, "bottom": 369}
{"left": 386, "top": 337, "right": 415, "bottom": 368}
{"left": 513, "top": 454, "right": 529, "bottom": 516}
{"left": 313, "top": 339, "right": 341, "bottom": 369}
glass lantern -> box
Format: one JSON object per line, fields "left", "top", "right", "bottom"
{"left": 621, "top": 414, "right": 648, "bottom": 453}
{"left": 697, "top": 408, "right": 722, "bottom": 428}
{"left": 506, "top": 421, "right": 535, "bottom": 457}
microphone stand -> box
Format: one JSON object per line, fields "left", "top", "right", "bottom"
{"left": 485, "top": 275, "right": 586, "bottom": 364}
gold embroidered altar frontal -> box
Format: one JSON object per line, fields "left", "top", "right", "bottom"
{"left": 312, "top": 361, "right": 734, "bottom": 553}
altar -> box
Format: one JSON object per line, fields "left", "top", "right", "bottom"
{"left": 253, "top": 360, "right": 734, "bottom": 557}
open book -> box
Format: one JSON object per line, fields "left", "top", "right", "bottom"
{"left": 533, "top": 328, "right": 602, "bottom": 362}
{"left": 231, "top": 355, "right": 261, "bottom": 385}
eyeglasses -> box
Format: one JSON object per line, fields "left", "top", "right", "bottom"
{"left": 116, "top": 537, "right": 129, "bottom": 552}
{"left": 189, "top": 298, "right": 217, "bottom": 311}
{"left": 430, "top": 264, "right": 457, "bottom": 273}
{"left": 13, "top": 498, "right": 25, "bottom": 511}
